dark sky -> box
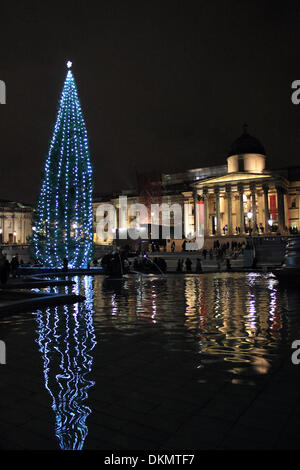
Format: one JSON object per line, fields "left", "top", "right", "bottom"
{"left": 1, "top": 1, "right": 300, "bottom": 205}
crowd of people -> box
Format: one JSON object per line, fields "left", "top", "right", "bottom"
{"left": 0, "top": 253, "right": 21, "bottom": 285}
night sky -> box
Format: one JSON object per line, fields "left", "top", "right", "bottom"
{"left": 1, "top": 1, "right": 300, "bottom": 205}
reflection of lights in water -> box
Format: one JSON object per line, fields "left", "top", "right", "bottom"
{"left": 269, "top": 288, "right": 277, "bottom": 327}
{"left": 246, "top": 272, "right": 260, "bottom": 289}
{"left": 247, "top": 293, "right": 257, "bottom": 333}
{"left": 151, "top": 288, "right": 157, "bottom": 323}
{"left": 34, "top": 276, "right": 96, "bottom": 450}
{"left": 252, "top": 355, "right": 270, "bottom": 374}
{"left": 213, "top": 279, "right": 222, "bottom": 318}
{"left": 111, "top": 293, "right": 117, "bottom": 316}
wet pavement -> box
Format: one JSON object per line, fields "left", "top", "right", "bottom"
{"left": 0, "top": 272, "right": 300, "bottom": 450}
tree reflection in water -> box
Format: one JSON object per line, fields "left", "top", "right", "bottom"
{"left": 34, "top": 276, "right": 96, "bottom": 450}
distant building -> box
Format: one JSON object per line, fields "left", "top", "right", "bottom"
{"left": 91, "top": 126, "right": 300, "bottom": 250}
{"left": 0, "top": 199, "right": 33, "bottom": 245}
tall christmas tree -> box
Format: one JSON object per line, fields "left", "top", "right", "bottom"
{"left": 32, "top": 61, "right": 93, "bottom": 268}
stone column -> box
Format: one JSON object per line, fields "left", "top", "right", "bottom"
{"left": 276, "top": 186, "right": 285, "bottom": 232}
{"left": 250, "top": 183, "right": 257, "bottom": 232}
{"left": 214, "top": 187, "right": 221, "bottom": 235}
{"left": 225, "top": 184, "right": 232, "bottom": 235}
{"left": 237, "top": 184, "right": 245, "bottom": 234}
{"left": 193, "top": 190, "right": 199, "bottom": 237}
{"left": 203, "top": 187, "right": 209, "bottom": 236}
{"left": 263, "top": 185, "right": 269, "bottom": 233}
{"left": 0, "top": 214, "right": 3, "bottom": 244}
{"left": 183, "top": 199, "right": 189, "bottom": 239}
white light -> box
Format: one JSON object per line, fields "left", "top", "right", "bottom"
{"left": 247, "top": 211, "right": 253, "bottom": 219}
{"left": 67, "top": 61, "right": 72, "bottom": 69}
{"left": 268, "top": 219, "right": 273, "bottom": 226}
{"left": 32, "top": 226, "right": 36, "bottom": 232}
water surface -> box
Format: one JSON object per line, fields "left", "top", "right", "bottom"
{"left": 1, "top": 272, "right": 300, "bottom": 449}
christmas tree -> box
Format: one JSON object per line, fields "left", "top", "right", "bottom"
{"left": 32, "top": 61, "right": 93, "bottom": 268}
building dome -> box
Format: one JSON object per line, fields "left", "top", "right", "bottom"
{"left": 227, "top": 125, "right": 266, "bottom": 157}
{"left": 227, "top": 125, "right": 266, "bottom": 174}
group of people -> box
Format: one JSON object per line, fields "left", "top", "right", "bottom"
{"left": 0, "top": 253, "right": 20, "bottom": 285}
{"left": 176, "top": 257, "right": 203, "bottom": 273}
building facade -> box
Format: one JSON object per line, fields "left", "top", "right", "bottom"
{"left": 0, "top": 199, "right": 33, "bottom": 245}
{"left": 93, "top": 127, "right": 300, "bottom": 250}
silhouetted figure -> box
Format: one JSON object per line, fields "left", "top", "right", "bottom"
{"left": 185, "top": 257, "right": 192, "bottom": 273}
{"left": 176, "top": 259, "right": 183, "bottom": 273}
{"left": 0, "top": 252, "right": 9, "bottom": 285}
{"left": 171, "top": 241, "right": 175, "bottom": 252}
{"left": 226, "top": 258, "right": 231, "bottom": 271}
{"left": 196, "top": 258, "right": 202, "bottom": 273}
{"left": 63, "top": 257, "right": 68, "bottom": 272}
{"left": 11, "top": 255, "right": 19, "bottom": 278}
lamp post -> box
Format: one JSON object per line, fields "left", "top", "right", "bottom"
{"left": 247, "top": 211, "right": 253, "bottom": 235}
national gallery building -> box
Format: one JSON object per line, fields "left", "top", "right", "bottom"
{"left": 185, "top": 128, "right": 298, "bottom": 238}
{"left": 93, "top": 127, "right": 300, "bottom": 250}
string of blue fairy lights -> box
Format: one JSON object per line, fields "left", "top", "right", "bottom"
{"left": 32, "top": 61, "right": 93, "bottom": 268}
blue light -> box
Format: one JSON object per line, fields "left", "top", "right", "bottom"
{"left": 34, "top": 277, "right": 96, "bottom": 450}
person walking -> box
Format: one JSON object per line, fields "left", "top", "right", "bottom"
{"left": 63, "top": 257, "right": 68, "bottom": 272}
{"left": 226, "top": 257, "right": 231, "bottom": 271}
{"left": 185, "top": 257, "right": 192, "bottom": 273}
{"left": 196, "top": 258, "right": 202, "bottom": 273}
{"left": 11, "top": 255, "right": 19, "bottom": 278}
{"left": 176, "top": 259, "right": 183, "bottom": 273}
{"left": 0, "top": 252, "right": 9, "bottom": 285}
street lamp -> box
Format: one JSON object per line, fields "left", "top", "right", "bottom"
{"left": 247, "top": 211, "right": 253, "bottom": 236}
